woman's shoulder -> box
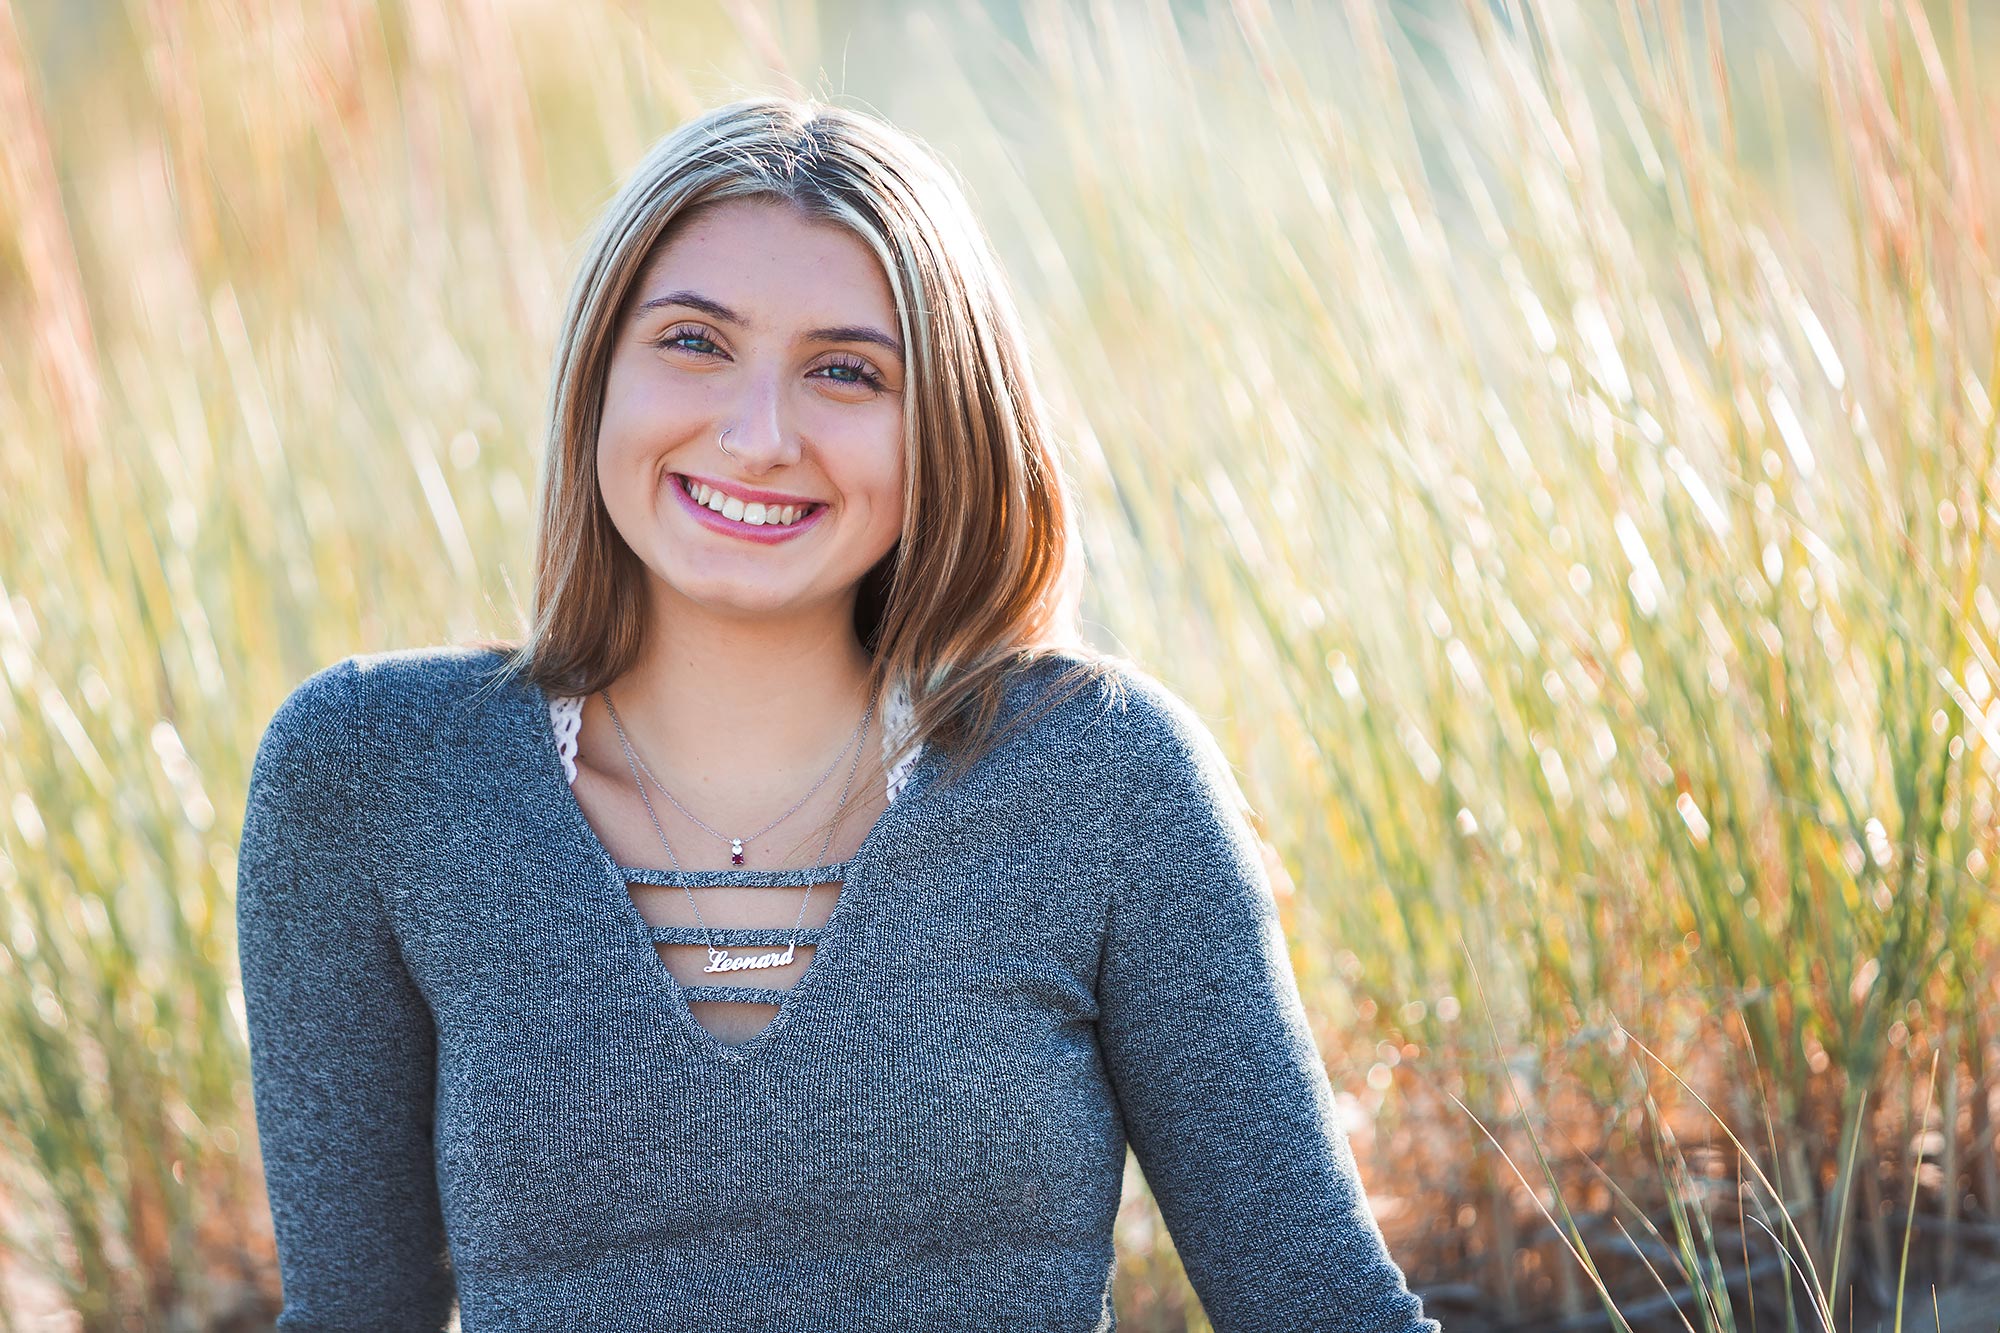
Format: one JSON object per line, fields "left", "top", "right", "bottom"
{"left": 991, "top": 647, "right": 1238, "bottom": 791}
{"left": 255, "top": 643, "right": 519, "bottom": 783}
{"left": 964, "top": 650, "right": 1255, "bottom": 874}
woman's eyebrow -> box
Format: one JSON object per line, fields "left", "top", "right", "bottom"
{"left": 633, "top": 289, "right": 902, "bottom": 361}
{"left": 632, "top": 290, "right": 740, "bottom": 324}
{"left": 805, "top": 325, "right": 903, "bottom": 360}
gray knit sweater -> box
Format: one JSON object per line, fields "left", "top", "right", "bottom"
{"left": 235, "top": 644, "right": 1438, "bottom": 1332}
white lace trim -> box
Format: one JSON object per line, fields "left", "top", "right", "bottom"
{"left": 549, "top": 679, "right": 922, "bottom": 804}
{"left": 549, "top": 694, "right": 584, "bottom": 783}
{"left": 881, "top": 678, "right": 921, "bottom": 805}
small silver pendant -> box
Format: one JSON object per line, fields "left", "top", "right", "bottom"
{"left": 730, "top": 838, "right": 745, "bottom": 865}
{"left": 704, "top": 942, "right": 796, "bottom": 974}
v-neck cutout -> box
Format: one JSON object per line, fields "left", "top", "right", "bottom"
{"left": 502, "top": 659, "right": 943, "bottom": 1063}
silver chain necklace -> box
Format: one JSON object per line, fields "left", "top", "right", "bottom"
{"left": 603, "top": 685, "right": 871, "bottom": 865}
{"left": 604, "top": 685, "right": 879, "bottom": 975}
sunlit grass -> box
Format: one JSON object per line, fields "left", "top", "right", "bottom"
{"left": 2, "top": 0, "right": 1997, "bottom": 1328}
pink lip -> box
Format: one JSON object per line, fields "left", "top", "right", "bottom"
{"left": 667, "top": 472, "right": 828, "bottom": 545}
{"left": 674, "top": 472, "right": 824, "bottom": 507}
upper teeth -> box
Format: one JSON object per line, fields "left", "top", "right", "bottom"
{"left": 682, "top": 478, "right": 808, "bottom": 526}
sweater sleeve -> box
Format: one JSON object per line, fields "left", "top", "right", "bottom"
{"left": 235, "top": 658, "right": 456, "bottom": 1330}
{"left": 1091, "top": 678, "right": 1437, "bottom": 1333}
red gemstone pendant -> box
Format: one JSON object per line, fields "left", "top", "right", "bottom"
{"left": 730, "top": 839, "right": 745, "bottom": 866}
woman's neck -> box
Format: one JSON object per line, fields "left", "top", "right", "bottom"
{"left": 589, "top": 587, "right": 879, "bottom": 801}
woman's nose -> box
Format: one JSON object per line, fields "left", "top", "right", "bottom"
{"left": 717, "top": 368, "right": 800, "bottom": 473}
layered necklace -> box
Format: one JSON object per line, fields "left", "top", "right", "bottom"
{"left": 602, "top": 684, "right": 880, "bottom": 975}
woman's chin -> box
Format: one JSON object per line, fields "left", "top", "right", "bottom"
{"left": 653, "top": 571, "right": 835, "bottom": 622}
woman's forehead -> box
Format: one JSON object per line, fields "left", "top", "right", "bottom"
{"left": 633, "top": 199, "right": 898, "bottom": 328}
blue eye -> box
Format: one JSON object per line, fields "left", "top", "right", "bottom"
{"left": 816, "top": 355, "right": 886, "bottom": 390}
{"left": 650, "top": 326, "right": 884, "bottom": 392}
{"left": 655, "top": 324, "right": 720, "bottom": 355}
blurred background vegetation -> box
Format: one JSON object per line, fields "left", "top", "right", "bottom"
{"left": 3, "top": 0, "right": 2000, "bottom": 1328}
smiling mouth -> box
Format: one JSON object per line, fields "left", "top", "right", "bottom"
{"left": 675, "top": 475, "right": 824, "bottom": 528}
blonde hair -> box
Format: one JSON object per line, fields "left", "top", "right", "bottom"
{"left": 480, "top": 96, "right": 1110, "bottom": 784}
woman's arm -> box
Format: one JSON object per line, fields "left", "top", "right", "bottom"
{"left": 235, "top": 658, "right": 456, "bottom": 1331}
{"left": 1092, "top": 672, "right": 1438, "bottom": 1333}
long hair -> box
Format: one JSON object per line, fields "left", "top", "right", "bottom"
{"left": 479, "top": 96, "right": 1112, "bottom": 785}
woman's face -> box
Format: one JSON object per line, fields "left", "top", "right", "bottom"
{"left": 597, "top": 196, "right": 906, "bottom": 629}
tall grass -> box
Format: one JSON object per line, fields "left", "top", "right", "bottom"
{"left": 1, "top": 0, "right": 1996, "bottom": 1328}
{"left": 959, "top": 0, "right": 2000, "bottom": 1321}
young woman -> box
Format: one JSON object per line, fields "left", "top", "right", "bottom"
{"left": 236, "top": 98, "right": 1439, "bottom": 1331}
